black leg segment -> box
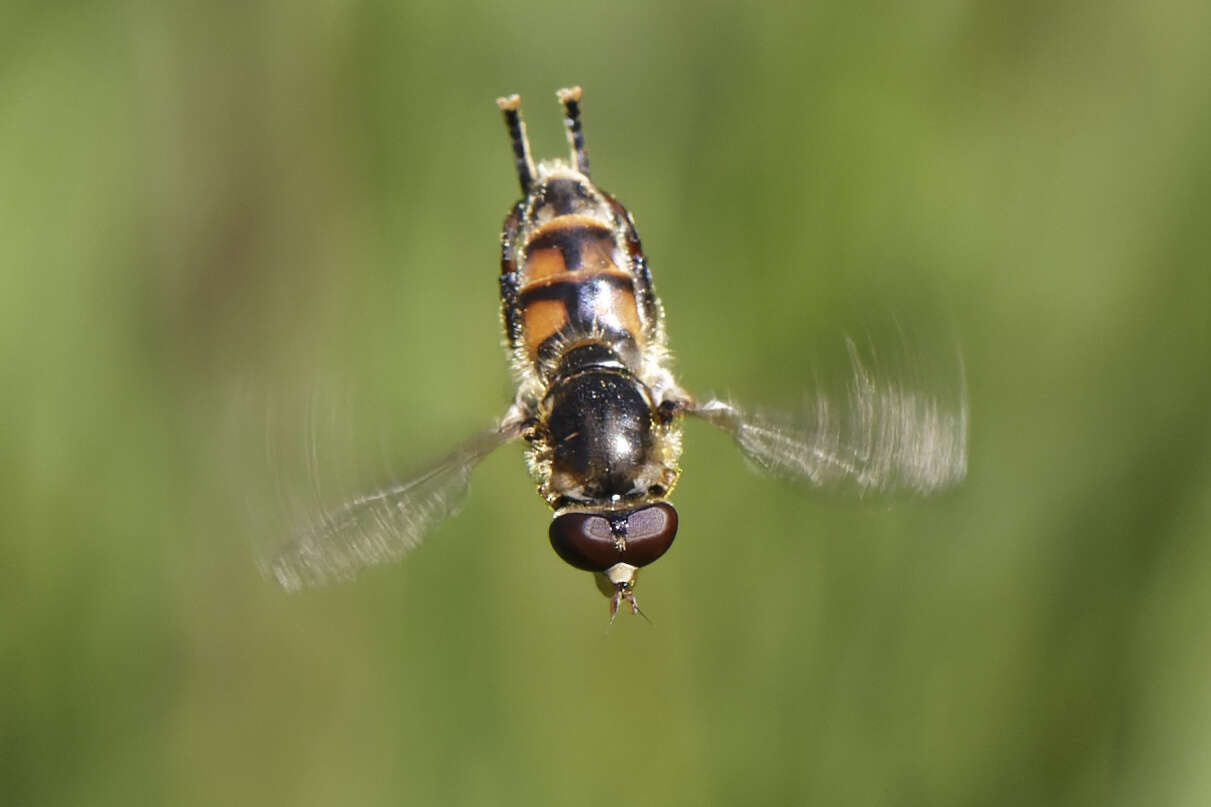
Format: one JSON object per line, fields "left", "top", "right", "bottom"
{"left": 496, "top": 94, "right": 536, "bottom": 196}
{"left": 556, "top": 86, "right": 590, "bottom": 177}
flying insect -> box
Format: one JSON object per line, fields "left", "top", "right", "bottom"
{"left": 267, "top": 87, "right": 968, "bottom": 618}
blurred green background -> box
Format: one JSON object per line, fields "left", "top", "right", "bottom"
{"left": 3, "top": 1, "right": 1210, "bottom": 805}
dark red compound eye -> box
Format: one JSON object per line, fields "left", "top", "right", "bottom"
{"left": 548, "top": 512, "right": 616, "bottom": 572}
{"left": 623, "top": 502, "right": 678, "bottom": 566}
{"left": 548, "top": 503, "right": 678, "bottom": 573}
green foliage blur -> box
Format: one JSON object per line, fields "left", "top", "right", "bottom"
{"left": 3, "top": 1, "right": 1209, "bottom": 805}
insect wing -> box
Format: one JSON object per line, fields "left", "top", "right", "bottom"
{"left": 690, "top": 336, "right": 968, "bottom": 496}
{"left": 267, "top": 425, "right": 519, "bottom": 591}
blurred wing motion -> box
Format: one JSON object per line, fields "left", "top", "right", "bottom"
{"left": 689, "top": 336, "right": 968, "bottom": 496}
{"left": 267, "top": 423, "right": 520, "bottom": 591}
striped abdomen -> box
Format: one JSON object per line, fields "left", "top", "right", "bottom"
{"left": 516, "top": 213, "right": 644, "bottom": 370}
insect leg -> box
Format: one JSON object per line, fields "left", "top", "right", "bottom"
{"left": 556, "top": 86, "right": 590, "bottom": 177}
{"left": 499, "top": 202, "right": 525, "bottom": 354}
{"left": 496, "top": 93, "right": 536, "bottom": 196}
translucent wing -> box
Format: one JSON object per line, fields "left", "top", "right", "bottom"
{"left": 266, "top": 423, "right": 520, "bottom": 591}
{"left": 689, "top": 336, "right": 968, "bottom": 496}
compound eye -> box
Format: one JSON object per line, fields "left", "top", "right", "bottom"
{"left": 549, "top": 504, "right": 680, "bottom": 573}
{"left": 549, "top": 513, "right": 617, "bottom": 572}
{"left": 623, "top": 503, "right": 678, "bottom": 567}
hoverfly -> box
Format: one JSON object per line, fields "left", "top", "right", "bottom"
{"left": 267, "top": 87, "right": 968, "bottom": 618}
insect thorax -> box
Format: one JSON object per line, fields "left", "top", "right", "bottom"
{"left": 525, "top": 342, "right": 682, "bottom": 508}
